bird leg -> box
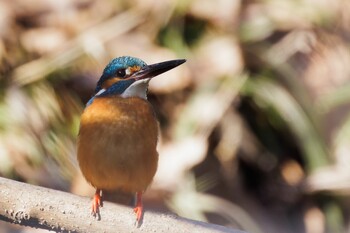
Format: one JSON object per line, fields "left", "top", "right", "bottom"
{"left": 91, "top": 189, "right": 102, "bottom": 216}
{"left": 133, "top": 191, "right": 143, "bottom": 224}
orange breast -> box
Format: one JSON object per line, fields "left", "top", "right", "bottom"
{"left": 77, "top": 96, "right": 159, "bottom": 193}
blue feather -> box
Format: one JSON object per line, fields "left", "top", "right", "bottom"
{"left": 86, "top": 79, "right": 136, "bottom": 106}
{"left": 95, "top": 56, "right": 147, "bottom": 94}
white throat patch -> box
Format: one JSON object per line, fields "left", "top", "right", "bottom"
{"left": 121, "top": 78, "right": 150, "bottom": 99}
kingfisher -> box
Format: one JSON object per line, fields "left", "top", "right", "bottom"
{"left": 77, "top": 56, "right": 186, "bottom": 224}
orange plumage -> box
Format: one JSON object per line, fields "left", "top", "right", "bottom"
{"left": 77, "top": 96, "right": 158, "bottom": 193}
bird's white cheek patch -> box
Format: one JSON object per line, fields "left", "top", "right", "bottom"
{"left": 95, "top": 88, "right": 106, "bottom": 96}
{"left": 121, "top": 79, "right": 150, "bottom": 99}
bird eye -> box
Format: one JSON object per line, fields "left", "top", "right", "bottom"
{"left": 116, "top": 69, "right": 126, "bottom": 78}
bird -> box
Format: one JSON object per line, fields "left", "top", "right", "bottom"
{"left": 77, "top": 56, "right": 186, "bottom": 224}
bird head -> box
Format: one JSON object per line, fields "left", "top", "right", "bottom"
{"left": 88, "top": 56, "right": 186, "bottom": 105}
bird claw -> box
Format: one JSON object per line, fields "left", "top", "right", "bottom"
{"left": 133, "top": 206, "right": 143, "bottom": 223}
{"left": 133, "top": 192, "right": 143, "bottom": 226}
{"left": 91, "top": 190, "right": 102, "bottom": 217}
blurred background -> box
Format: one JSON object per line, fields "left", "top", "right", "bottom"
{"left": 1, "top": 0, "right": 350, "bottom": 232}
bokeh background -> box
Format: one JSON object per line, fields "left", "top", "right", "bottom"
{"left": 1, "top": 0, "right": 350, "bottom": 232}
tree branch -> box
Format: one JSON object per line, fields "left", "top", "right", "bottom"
{"left": 0, "top": 177, "right": 246, "bottom": 233}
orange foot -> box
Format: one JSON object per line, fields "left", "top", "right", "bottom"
{"left": 133, "top": 192, "right": 143, "bottom": 224}
{"left": 91, "top": 189, "right": 101, "bottom": 216}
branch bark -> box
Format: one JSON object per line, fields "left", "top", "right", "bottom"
{"left": 0, "top": 177, "right": 246, "bottom": 233}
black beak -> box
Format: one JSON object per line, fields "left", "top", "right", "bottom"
{"left": 131, "top": 59, "right": 186, "bottom": 80}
